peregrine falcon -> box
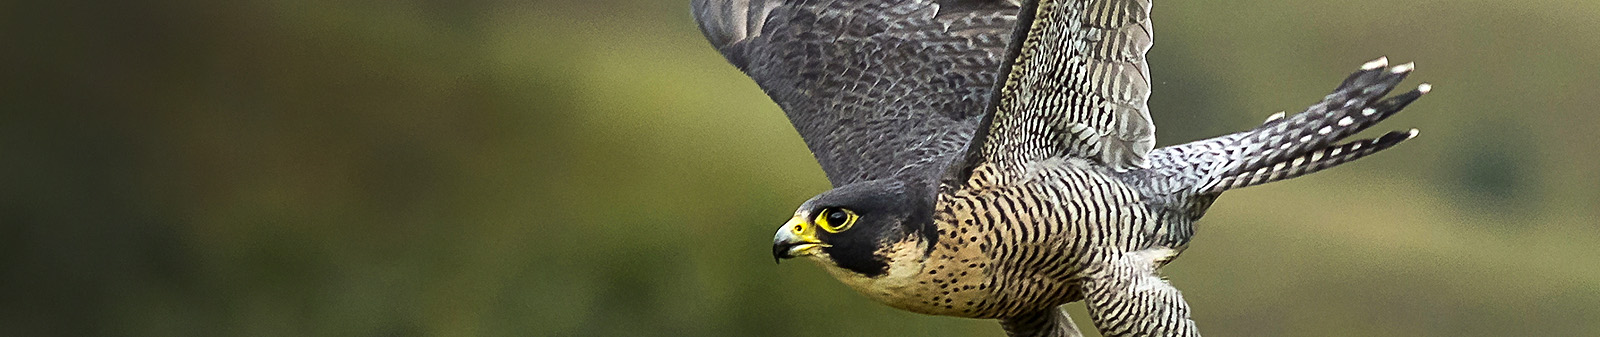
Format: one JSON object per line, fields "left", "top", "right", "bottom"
{"left": 692, "top": 0, "right": 1429, "bottom": 336}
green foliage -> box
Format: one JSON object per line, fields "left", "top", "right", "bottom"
{"left": 2, "top": 0, "right": 1597, "bottom": 336}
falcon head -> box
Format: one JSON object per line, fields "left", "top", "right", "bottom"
{"left": 771, "top": 180, "right": 935, "bottom": 278}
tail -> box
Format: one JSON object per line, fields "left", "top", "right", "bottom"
{"left": 1139, "top": 57, "right": 1429, "bottom": 196}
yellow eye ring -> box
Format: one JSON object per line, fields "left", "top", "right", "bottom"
{"left": 814, "top": 208, "right": 858, "bottom": 233}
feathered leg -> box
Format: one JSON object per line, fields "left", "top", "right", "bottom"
{"left": 1083, "top": 251, "right": 1200, "bottom": 337}
{"left": 1000, "top": 307, "right": 1085, "bottom": 337}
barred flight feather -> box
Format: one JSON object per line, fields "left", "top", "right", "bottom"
{"left": 1204, "top": 129, "right": 1418, "bottom": 194}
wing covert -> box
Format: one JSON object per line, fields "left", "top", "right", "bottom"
{"left": 693, "top": 0, "right": 1023, "bottom": 187}
{"left": 964, "top": 0, "right": 1156, "bottom": 176}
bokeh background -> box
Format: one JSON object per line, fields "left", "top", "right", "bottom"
{"left": 4, "top": 0, "right": 1598, "bottom": 336}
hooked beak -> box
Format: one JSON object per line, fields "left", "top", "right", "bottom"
{"left": 772, "top": 215, "right": 827, "bottom": 263}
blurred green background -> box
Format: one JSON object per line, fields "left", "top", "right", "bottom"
{"left": 3, "top": 0, "right": 1597, "bottom": 336}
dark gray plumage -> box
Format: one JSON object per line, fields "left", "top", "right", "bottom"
{"left": 695, "top": 1, "right": 1429, "bottom": 336}
{"left": 693, "top": 0, "right": 1021, "bottom": 187}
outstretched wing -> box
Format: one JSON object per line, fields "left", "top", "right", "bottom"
{"left": 958, "top": 0, "right": 1156, "bottom": 178}
{"left": 693, "top": 0, "right": 1023, "bottom": 187}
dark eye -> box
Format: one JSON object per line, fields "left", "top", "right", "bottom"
{"left": 827, "top": 209, "right": 848, "bottom": 223}
{"left": 815, "top": 207, "right": 858, "bottom": 233}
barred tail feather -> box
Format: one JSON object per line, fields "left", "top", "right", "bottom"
{"left": 1201, "top": 128, "right": 1418, "bottom": 194}
{"left": 1194, "top": 58, "right": 1428, "bottom": 194}
{"left": 1135, "top": 57, "right": 1430, "bottom": 197}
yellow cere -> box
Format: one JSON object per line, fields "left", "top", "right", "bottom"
{"left": 787, "top": 215, "right": 816, "bottom": 238}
